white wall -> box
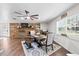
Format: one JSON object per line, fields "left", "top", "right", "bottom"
{"left": 48, "top": 17, "right": 61, "bottom": 33}
{"left": 40, "top": 23, "right": 48, "bottom": 31}
{"left": 48, "top": 4, "right": 79, "bottom": 33}
{"left": 67, "top": 4, "right": 79, "bottom": 16}
{"left": 47, "top": 4, "right": 79, "bottom": 54}
{"left": 0, "top": 23, "right": 10, "bottom": 38}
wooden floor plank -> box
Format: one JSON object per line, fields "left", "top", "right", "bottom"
{"left": 0, "top": 38, "right": 70, "bottom": 56}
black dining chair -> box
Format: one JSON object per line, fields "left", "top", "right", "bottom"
{"left": 40, "top": 33, "right": 55, "bottom": 53}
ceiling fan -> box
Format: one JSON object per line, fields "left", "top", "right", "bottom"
{"left": 14, "top": 10, "right": 39, "bottom": 20}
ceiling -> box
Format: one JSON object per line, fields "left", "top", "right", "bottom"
{"left": 0, "top": 3, "right": 75, "bottom": 23}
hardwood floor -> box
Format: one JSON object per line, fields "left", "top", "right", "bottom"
{"left": 0, "top": 38, "right": 25, "bottom": 56}
{"left": 50, "top": 41, "right": 71, "bottom": 56}
{"left": 0, "top": 37, "right": 70, "bottom": 56}
{"left": 50, "top": 47, "right": 70, "bottom": 56}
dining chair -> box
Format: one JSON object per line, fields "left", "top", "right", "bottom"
{"left": 40, "top": 33, "right": 55, "bottom": 53}
{"left": 29, "top": 30, "right": 35, "bottom": 39}
{"left": 29, "top": 30, "right": 38, "bottom": 43}
{"left": 30, "top": 30, "right": 36, "bottom": 36}
{"left": 24, "top": 30, "right": 36, "bottom": 49}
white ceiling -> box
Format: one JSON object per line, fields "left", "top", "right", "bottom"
{"left": 0, "top": 3, "right": 75, "bottom": 23}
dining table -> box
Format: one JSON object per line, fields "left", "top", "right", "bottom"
{"left": 33, "top": 34, "right": 47, "bottom": 39}
{"left": 24, "top": 34, "right": 47, "bottom": 49}
{"left": 32, "top": 34, "right": 47, "bottom": 47}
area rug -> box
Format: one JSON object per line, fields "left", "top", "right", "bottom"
{"left": 21, "top": 41, "right": 61, "bottom": 56}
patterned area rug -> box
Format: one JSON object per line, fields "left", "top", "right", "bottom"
{"left": 21, "top": 41, "right": 61, "bottom": 56}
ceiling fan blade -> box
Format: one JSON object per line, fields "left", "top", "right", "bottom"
{"left": 14, "top": 11, "right": 23, "bottom": 15}
{"left": 13, "top": 18, "right": 16, "bottom": 20}
{"left": 25, "top": 18, "right": 27, "bottom": 20}
{"left": 31, "top": 16, "right": 39, "bottom": 19}
{"left": 17, "top": 16, "right": 26, "bottom": 17}
{"left": 25, "top": 10, "right": 29, "bottom": 14}
{"left": 31, "top": 14, "right": 39, "bottom": 17}
{"left": 30, "top": 17, "right": 34, "bottom": 20}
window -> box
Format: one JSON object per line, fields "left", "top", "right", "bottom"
{"left": 57, "top": 14, "right": 79, "bottom": 35}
